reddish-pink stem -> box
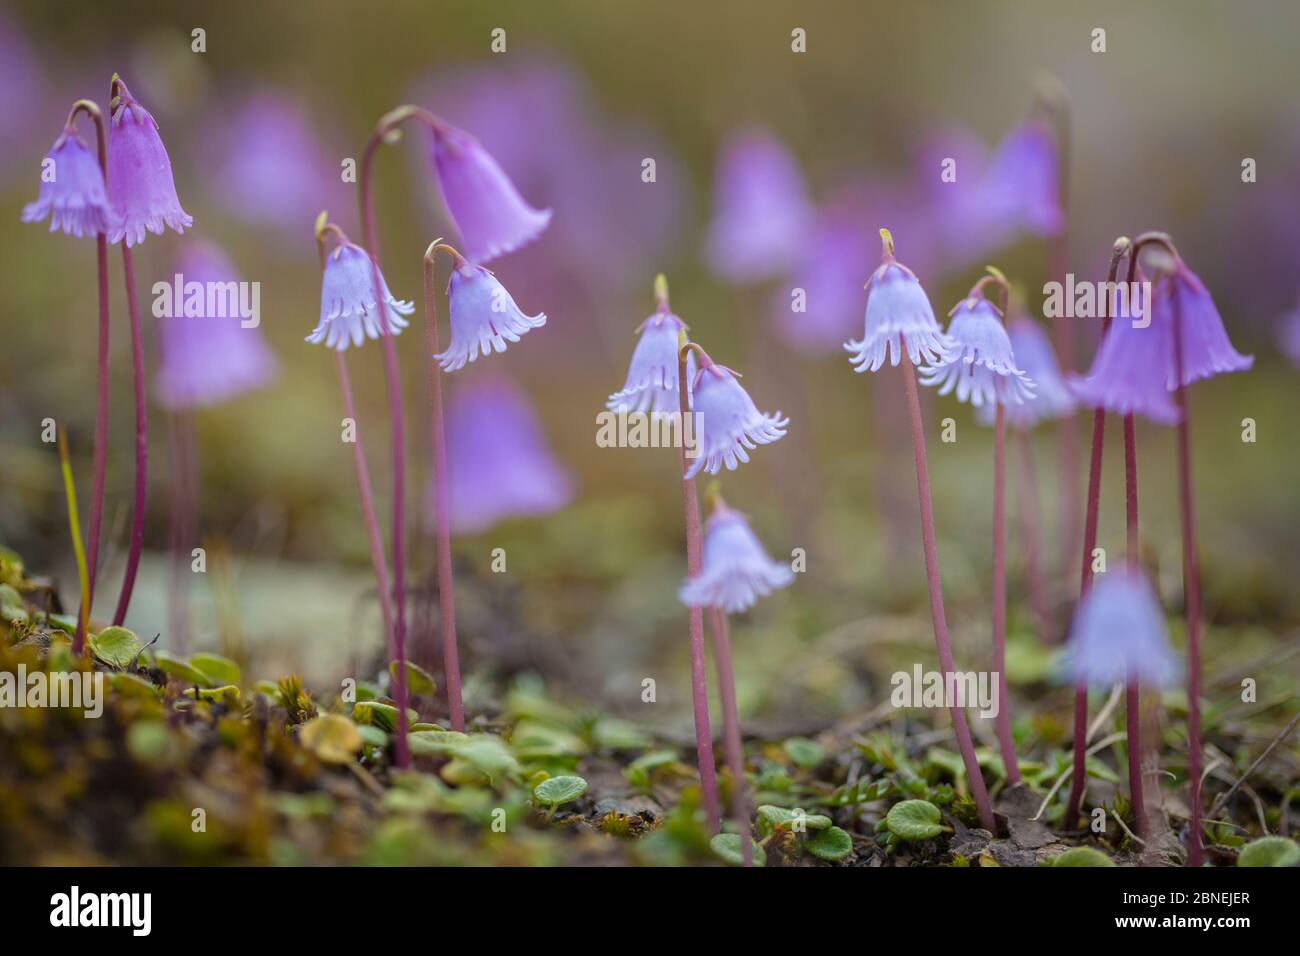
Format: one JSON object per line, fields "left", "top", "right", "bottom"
{"left": 901, "top": 361, "right": 996, "bottom": 831}
{"left": 1171, "top": 280, "right": 1204, "bottom": 867}
{"left": 112, "top": 243, "right": 146, "bottom": 627}
{"left": 335, "top": 352, "right": 397, "bottom": 659}
{"left": 678, "top": 342, "right": 721, "bottom": 834}
{"left": 993, "top": 404, "right": 1019, "bottom": 784}
{"left": 167, "top": 411, "right": 196, "bottom": 653}
{"left": 710, "top": 608, "right": 751, "bottom": 865}
{"left": 423, "top": 249, "right": 464, "bottom": 731}
{"left": 359, "top": 132, "right": 411, "bottom": 769}
{"left": 1121, "top": 411, "right": 1148, "bottom": 836}
{"left": 1014, "top": 430, "right": 1050, "bottom": 642}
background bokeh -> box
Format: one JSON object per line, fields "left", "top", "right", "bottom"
{"left": 1, "top": 0, "right": 1297, "bottom": 740}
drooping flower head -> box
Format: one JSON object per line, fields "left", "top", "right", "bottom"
{"left": 1065, "top": 570, "right": 1178, "bottom": 688}
{"left": 428, "top": 373, "right": 573, "bottom": 535}
{"left": 1151, "top": 260, "right": 1254, "bottom": 389}
{"left": 979, "top": 116, "right": 1064, "bottom": 237}
{"left": 683, "top": 345, "right": 788, "bottom": 480}
{"left": 920, "top": 291, "right": 1035, "bottom": 408}
{"left": 977, "top": 316, "right": 1076, "bottom": 428}
{"left": 705, "top": 127, "right": 812, "bottom": 283}
{"left": 22, "top": 122, "right": 113, "bottom": 238}
{"left": 430, "top": 120, "right": 552, "bottom": 263}
{"left": 107, "top": 75, "right": 192, "bottom": 247}
{"left": 846, "top": 229, "right": 954, "bottom": 373}
{"left": 155, "top": 241, "right": 278, "bottom": 409}
{"left": 434, "top": 250, "right": 546, "bottom": 372}
{"left": 607, "top": 274, "right": 696, "bottom": 415}
{"left": 306, "top": 233, "right": 413, "bottom": 350}
{"left": 679, "top": 495, "right": 794, "bottom": 613}
{"left": 1070, "top": 284, "right": 1181, "bottom": 424}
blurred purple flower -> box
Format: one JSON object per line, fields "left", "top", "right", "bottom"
{"left": 980, "top": 118, "right": 1064, "bottom": 237}
{"left": 202, "top": 93, "right": 340, "bottom": 235}
{"left": 1152, "top": 265, "right": 1254, "bottom": 389}
{"left": 679, "top": 502, "right": 793, "bottom": 613}
{"left": 1279, "top": 289, "right": 1300, "bottom": 367}
{"left": 1070, "top": 294, "right": 1181, "bottom": 424}
{"left": 22, "top": 126, "right": 113, "bottom": 237}
{"left": 107, "top": 77, "right": 192, "bottom": 247}
{"left": 428, "top": 374, "right": 573, "bottom": 535}
{"left": 430, "top": 121, "right": 552, "bottom": 263}
{"left": 306, "top": 242, "right": 412, "bottom": 350}
{"left": 773, "top": 201, "right": 874, "bottom": 354}
{"left": 705, "top": 128, "right": 812, "bottom": 283}
{"left": 435, "top": 259, "right": 546, "bottom": 372}
{"left": 1066, "top": 571, "right": 1178, "bottom": 688}
{"left": 155, "top": 242, "right": 277, "bottom": 409}
{"left": 921, "top": 297, "right": 1035, "bottom": 407}
{"left": 846, "top": 235, "right": 954, "bottom": 373}
{"left": 607, "top": 306, "right": 695, "bottom": 415}
{"left": 977, "top": 317, "right": 1076, "bottom": 428}
{"left": 684, "top": 354, "right": 787, "bottom": 479}
{"left": 0, "top": 15, "right": 46, "bottom": 179}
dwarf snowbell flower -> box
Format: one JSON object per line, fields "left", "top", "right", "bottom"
{"left": 1151, "top": 264, "right": 1254, "bottom": 388}
{"left": 846, "top": 230, "right": 954, "bottom": 373}
{"left": 679, "top": 500, "right": 793, "bottom": 613}
{"left": 978, "top": 317, "right": 1075, "bottom": 428}
{"left": 106, "top": 76, "right": 192, "bottom": 247}
{"left": 1070, "top": 292, "right": 1181, "bottom": 424}
{"left": 432, "top": 374, "right": 573, "bottom": 535}
{"left": 980, "top": 118, "right": 1064, "bottom": 237}
{"left": 920, "top": 296, "right": 1035, "bottom": 407}
{"left": 307, "top": 240, "right": 413, "bottom": 350}
{"left": 704, "top": 127, "right": 812, "bottom": 282}
{"left": 682, "top": 346, "right": 788, "bottom": 479}
{"left": 155, "top": 242, "right": 278, "bottom": 409}
{"left": 430, "top": 121, "right": 552, "bottom": 263}
{"left": 1066, "top": 571, "right": 1178, "bottom": 688}
{"left": 607, "top": 282, "right": 696, "bottom": 414}
{"left": 435, "top": 257, "right": 546, "bottom": 372}
{"left": 22, "top": 125, "right": 113, "bottom": 237}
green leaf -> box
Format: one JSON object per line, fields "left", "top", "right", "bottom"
{"left": 356, "top": 725, "right": 389, "bottom": 749}
{"left": 390, "top": 660, "right": 437, "bottom": 696}
{"left": 89, "top": 626, "right": 142, "bottom": 668}
{"left": 1237, "top": 836, "right": 1300, "bottom": 868}
{"left": 783, "top": 736, "right": 826, "bottom": 769}
{"left": 299, "top": 714, "right": 363, "bottom": 764}
{"left": 622, "top": 749, "right": 678, "bottom": 788}
{"left": 154, "top": 651, "right": 212, "bottom": 688}
{"left": 450, "top": 734, "right": 520, "bottom": 783}
{"left": 352, "top": 700, "right": 417, "bottom": 733}
{"left": 885, "top": 799, "right": 946, "bottom": 841}
{"left": 591, "top": 716, "right": 653, "bottom": 751}
{"left": 0, "top": 584, "right": 28, "bottom": 622}
{"left": 709, "top": 833, "right": 766, "bottom": 867}
{"left": 757, "top": 804, "right": 832, "bottom": 835}
{"left": 407, "top": 730, "right": 468, "bottom": 757}
{"left": 182, "top": 684, "right": 241, "bottom": 705}
{"left": 190, "top": 652, "right": 241, "bottom": 687}
{"left": 512, "top": 719, "right": 588, "bottom": 758}
{"left": 1048, "top": 847, "right": 1116, "bottom": 867}
{"left": 807, "top": 826, "right": 854, "bottom": 862}
{"left": 109, "top": 672, "right": 161, "bottom": 698}
{"left": 533, "top": 775, "right": 588, "bottom": 807}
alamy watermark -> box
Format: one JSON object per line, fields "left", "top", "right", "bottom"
{"left": 890, "top": 664, "right": 1000, "bottom": 718}
{"left": 1043, "top": 273, "right": 1151, "bottom": 328}
{"left": 595, "top": 410, "right": 701, "bottom": 458}
{"left": 152, "top": 274, "right": 261, "bottom": 328}
{"left": 0, "top": 664, "right": 104, "bottom": 718}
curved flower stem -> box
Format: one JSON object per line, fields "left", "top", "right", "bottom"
{"left": 112, "top": 243, "right": 147, "bottom": 628}
{"left": 675, "top": 320, "right": 721, "bottom": 834}
{"left": 901, "top": 360, "right": 996, "bottom": 831}
{"left": 1064, "top": 237, "right": 1131, "bottom": 829}
{"left": 66, "top": 102, "right": 110, "bottom": 649}
{"left": 358, "top": 116, "right": 435, "bottom": 769}
{"left": 422, "top": 241, "right": 464, "bottom": 731}
{"left": 710, "top": 608, "right": 751, "bottom": 865}
{"left": 56, "top": 427, "right": 91, "bottom": 648}
{"left": 317, "top": 220, "right": 397, "bottom": 661}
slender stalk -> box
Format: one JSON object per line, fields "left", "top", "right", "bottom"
{"left": 316, "top": 218, "right": 397, "bottom": 660}
{"left": 167, "top": 411, "right": 197, "bottom": 653}
{"left": 1171, "top": 272, "right": 1204, "bottom": 867}
{"left": 1014, "top": 430, "right": 1050, "bottom": 641}
{"left": 56, "top": 426, "right": 91, "bottom": 649}
{"left": 710, "top": 608, "right": 751, "bottom": 865}
{"left": 67, "top": 102, "right": 111, "bottom": 621}
{"left": 422, "top": 242, "right": 464, "bottom": 731}
{"left": 1064, "top": 236, "right": 1130, "bottom": 828}
{"left": 992, "top": 403, "right": 1019, "bottom": 783}
{"left": 112, "top": 243, "right": 147, "bottom": 627}
{"left": 1121, "top": 409, "right": 1148, "bottom": 835}
{"left": 901, "top": 360, "right": 996, "bottom": 831}
{"left": 358, "top": 124, "right": 417, "bottom": 768}
{"left": 674, "top": 317, "right": 721, "bottom": 834}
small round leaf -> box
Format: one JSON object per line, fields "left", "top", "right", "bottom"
{"left": 533, "top": 775, "right": 588, "bottom": 807}
{"left": 807, "top": 826, "right": 854, "bottom": 862}
{"left": 1048, "top": 847, "right": 1117, "bottom": 867}
{"left": 1237, "top": 836, "right": 1300, "bottom": 868}
{"left": 885, "top": 799, "right": 945, "bottom": 841}
{"left": 709, "top": 833, "right": 766, "bottom": 867}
